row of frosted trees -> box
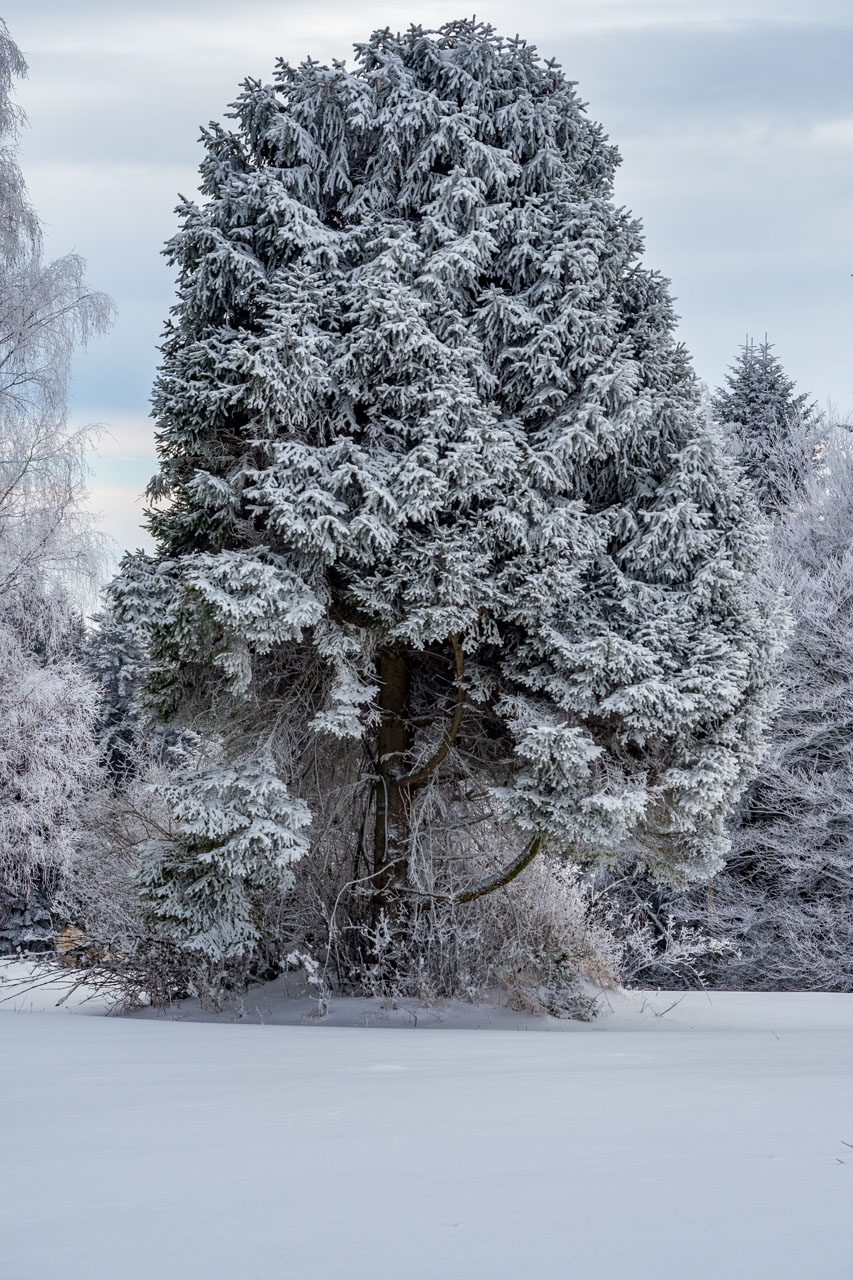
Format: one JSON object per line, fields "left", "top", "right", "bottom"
{"left": 0, "top": 21, "right": 111, "bottom": 952}
{"left": 1, "top": 18, "right": 850, "bottom": 1002}
{"left": 625, "top": 342, "right": 853, "bottom": 990}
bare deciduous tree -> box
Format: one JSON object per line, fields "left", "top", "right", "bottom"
{"left": 0, "top": 20, "right": 112, "bottom": 896}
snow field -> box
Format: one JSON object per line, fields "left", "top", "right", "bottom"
{"left": 2, "top": 991, "right": 853, "bottom": 1280}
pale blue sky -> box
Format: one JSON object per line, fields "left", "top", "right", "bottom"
{"left": 4, "top": 0, "right": 853, "bottom": 553}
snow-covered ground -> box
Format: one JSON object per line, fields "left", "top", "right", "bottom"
{"left": 2, "top": 965, "right": 852, "bottom": 1279}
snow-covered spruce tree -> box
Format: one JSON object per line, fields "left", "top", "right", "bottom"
{"left": 0, "top": 21, "right": 111, "bottom": 902}
{"left": 713, "top": 338, "right": 816, "bottom": 513}
{"left": 117, "top": 21, "right": 778, "bottom": 993}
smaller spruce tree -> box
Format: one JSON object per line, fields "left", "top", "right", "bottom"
{"left": 713, "top": 337, "right": 816, "bottom": 513}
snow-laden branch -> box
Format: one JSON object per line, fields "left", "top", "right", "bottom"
{"left": 451, "top": 833, "right": 544, "bottom": 904}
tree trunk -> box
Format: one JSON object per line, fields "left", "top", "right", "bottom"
{"left": 372, "top": 648, "right": 410, "bottom": 923}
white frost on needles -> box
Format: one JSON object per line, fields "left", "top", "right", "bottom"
{"left": 137, "top": 756, "right": 311, "bottom": 961}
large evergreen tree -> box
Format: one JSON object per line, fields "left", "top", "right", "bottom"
{"left": 116, "top": 21, "right": 778, "bottom": 975}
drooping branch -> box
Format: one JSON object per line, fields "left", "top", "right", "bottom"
{"left": 452, "top": 833, "right": 544, "bottom": 904}
{"left": 397, "top": 634, "right": 465, "bottom": 789}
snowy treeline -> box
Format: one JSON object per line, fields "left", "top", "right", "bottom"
{"left": 621, "top": 344, "right": 853, "bottom": 990}
{"left": 0, "top": 22, "right": 111, "bottom": 906}
{"left": 1, "top": 18, "right": 850, "bottom": 1003}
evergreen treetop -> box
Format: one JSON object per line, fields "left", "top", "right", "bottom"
{"left": 713, "top": 337, "right": 816, "bottom": 512}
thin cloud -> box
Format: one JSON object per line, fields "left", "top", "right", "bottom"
{"left": 14, "top": 0, "right": 853, "bottom": 49}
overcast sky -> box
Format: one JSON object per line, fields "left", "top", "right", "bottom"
{"left": 4, "top": 0, "right": 853, "bottom": 553}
